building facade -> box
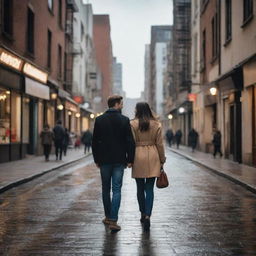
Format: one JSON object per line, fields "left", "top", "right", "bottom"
{"left": 93, "top": 15, "right": 113, "bottom": 110}
{"left": 169, "top": 0, "right": 191, "bottom": 145}
{"left": 149, "top": 25, "right": 172, "bottom": 115}
{"left": 112, "top": 57, "right": 123, "bottom": 96}
{"left": 0, "top": 0, "right": 75, "bottom": 162}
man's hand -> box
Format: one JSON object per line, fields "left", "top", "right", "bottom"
{"left": 127, "top": 163, "right": 133, "bottom": 168}
{"left": 96, "top": 163, "right": 100, "bottom": 168}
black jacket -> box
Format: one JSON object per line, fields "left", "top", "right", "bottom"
{"left": 81, "top": 130, "right": 93, "bottom": 145}
{"left": 92, "top": 109, "right": 135, "bottom": 165}
{"left": 53, "top": 124, "right": 65, "bottom": 142}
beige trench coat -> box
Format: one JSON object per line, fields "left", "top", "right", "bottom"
{"left": 130, "top": 119, "right": 166, "bottom": 178}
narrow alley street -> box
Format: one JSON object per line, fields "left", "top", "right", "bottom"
{"left": 1, "top": 150, "right": 256, "bottom": 255}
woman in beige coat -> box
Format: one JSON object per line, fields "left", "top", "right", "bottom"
{"left": 130, "top": 102, "right": 166, "bottom": 231}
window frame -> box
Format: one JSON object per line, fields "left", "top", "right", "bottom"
{"left": 2, "top": 0, "right": 13, "bottom": 39}
{"left": 224, "top": 0, "right": 232, "bottom": 46}
{"left": 26, "top": 7, "right": 35, "bottom": 56}
{"left": 242, "top": 0, "right": 254, "bottom": 27}
{"left": 47, "top": 29, "right": 52, "bottom": 69}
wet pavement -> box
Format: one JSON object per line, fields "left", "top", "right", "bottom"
{"left": 0, "top": 151, "right": 256, "bottom": 255}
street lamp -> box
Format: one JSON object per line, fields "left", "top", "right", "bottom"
{"left": 90, "top": 114, "right": 95, "bottom": 119}
{"left": 210, "top": 87, "right": 217, "bottom": 96}
{"left": 168, "top": 114, "right": 173, "bottom": 120}
{"left": 75, "top": 113, "right": 81, "bottom": 118}
{"left": 178, "top": 107, "right": 185, "bottom": 114}
{"left": 68, "top": 111, "right": 72, "bottom": 116}
{"left": 57, "top": 104, "right": 64, "bottom": 110}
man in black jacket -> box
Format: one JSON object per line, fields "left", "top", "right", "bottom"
{"left": 92, "top": 95, "right": 135, "bottom": 232}
{"left": 53, "top": 120, "right": 65, "bottom": 160}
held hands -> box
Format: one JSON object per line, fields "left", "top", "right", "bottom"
{"left": 127, "top": 163, "right": 133, "bottom": 168}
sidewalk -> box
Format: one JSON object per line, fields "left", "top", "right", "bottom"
{"left": 168, "top": 145, "right": 256, "bottom": 194}
{"left": 0, "top": 148, "right": 91, "bottom": 193}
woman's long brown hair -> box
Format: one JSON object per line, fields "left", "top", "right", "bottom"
{"left": 135, "top": 102, "right": 155, "bottom": 132}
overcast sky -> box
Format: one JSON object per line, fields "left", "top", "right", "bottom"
{"left": 88, "top": 0, "right": 173, "bottom": 98}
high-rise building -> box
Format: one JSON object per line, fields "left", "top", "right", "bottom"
{"left": 93, "top": 15, "right": 113, "bottom": 109}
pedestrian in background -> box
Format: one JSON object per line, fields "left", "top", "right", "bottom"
{"left": 74, "top": 134, "right": 81, "bottom": 149}
{"left": 81, "top": 129, "right": 93, "bottom": 154}
{"left": 165, "top": 128, "right": 174, "bottom": 147}
{"left": 188, "top": 128, "right": 199, "bottom": 152}
{"left": 40, "top": 124, "right": 54, "bottom": 161}
{"left": 175, "top": 129, "right": 182, "bottom": 149}
{"left": 63, "top": 128, "right": 70, "bottom": 156}
{"left": 212, "top": 130, "right": 223, "bottom": 158}
{"left": 92, "top": 95, "right": 135, "bottom": 232}
{"left": 53, "top": 120, "right": 65, "bottom": 161}
{"left": 130, "top": 102, "right": 166, "bottom": 232}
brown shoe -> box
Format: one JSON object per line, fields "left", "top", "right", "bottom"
{"left": 109, "top": 221, "right": 121, "bottom": 232}
{"left": 102, "top": 217, "right": 111, "bottom": 225}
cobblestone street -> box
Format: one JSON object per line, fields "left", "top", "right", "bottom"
{"left": 1, "top": 151, "right": 256, "bottom": 255}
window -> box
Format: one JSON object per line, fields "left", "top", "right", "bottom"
{"left": 47, "top": 30, "right": 52, "bottom": 68}
{"left": 0, "top": 88, "right": 10, "bottom": 144}
{"left": 11, "top": 91, "right": 21, "bottom": 143}
{"left": 58, "top": 45, "right": 62, "bottom": 79}
{"left": 58, "top": 0, "right": 62, "bottom": 28}
{"left": 48, "top": 0, "right": 53, "bottom": 12}
{"left": 27, "top": 7, "right": 35, "bottom": 54}
{"left": 243, "top": 0, "right": 253, "bottom": 22}
{"left": 201, "top": 30, "right": 206, "bottom": 71}
{"left": 3, "top": 0, "right": 13, "bottom": 36}
{"left": 81, "top": 22, "right": 84, "bottom": 40}
{"left": 212, "top": 13, "right": 218, "bottom": 59}
{"left": 225, "top": 0, "right": 232, "bottom": 42}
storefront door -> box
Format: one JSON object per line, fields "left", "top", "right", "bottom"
{"left": 229, "top": 91, "right": 242, "bottom": 163}
{"left": 28, "top": 98, "right": 38, "bottom": 154}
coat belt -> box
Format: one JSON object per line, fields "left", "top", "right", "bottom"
{"left": 136, "top": 141, "right": 155, "bottom": 146}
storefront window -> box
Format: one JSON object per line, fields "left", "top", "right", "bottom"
{"left": 0, "top": 87, "right": 10, "bottom": 144}
{"left": 22, "top": 97, "right": 30, "bottom": 143}
{"left": 47, "top": 102, "right": 55, "bottom": 129}
{"left": 11, "top": 91, "right": 21, "bottom": 143}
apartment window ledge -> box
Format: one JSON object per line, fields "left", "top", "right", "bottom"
{"left": 224, "top": 37, "right": 232, "bottom": 47}
{"left": 2, "top": 31, "right": 14, "bottom": 42}
{"left": 48, "top": 8, "right": 54, "bottom": 16}
{"left": 211, "top": 55, "right": 218, "bottom": 65}
{"left": 241, "top": 14, "right": 254, "bottom": 28}
{"left": 25, "top": 51, "right": 35, "bottom": 60}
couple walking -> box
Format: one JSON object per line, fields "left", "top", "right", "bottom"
{"left": 92, "top": 95, "right": 166, "bottom": 232}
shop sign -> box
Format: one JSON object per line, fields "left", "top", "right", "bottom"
{"left": 0, "top": 48, "right": 23, "bottom": 71}
{"left": 65, "top": 101, "right": 78, "bottom": 112}
{"left": 23, "top": 63, "right": 48, "bottom": 84}
{"left": 188, "top": 93, "right": 197, "bottom": 102}
{"left": 73, "top": 96, "right": 84, "bottom": 104}
{"left": 25, "top": 77, "right": 50, "bottom": 100}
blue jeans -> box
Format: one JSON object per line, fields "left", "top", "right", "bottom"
{"left": 135, "top": 178, "right": 156, "bottom": 217}
{"left": 100, "top": 164, "right": 125, "bottom": 221}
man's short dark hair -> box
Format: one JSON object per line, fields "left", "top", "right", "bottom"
{"left": 57, "top": 120, "right": 62, "bottom": 125}
{"left": 107, "top": 95, "right": 123, "bottom": 108}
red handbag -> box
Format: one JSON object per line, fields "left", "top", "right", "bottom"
{"left": 156, "top": 168, "right": 169, "bottom": 188}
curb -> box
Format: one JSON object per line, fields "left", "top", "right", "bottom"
{"left": 0, "top": 154, "right": 91, "bottom": 194}
{"left": 168, "top": 148, "right": 256, "bottom": 194}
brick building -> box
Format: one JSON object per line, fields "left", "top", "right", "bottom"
{"left": 0, "top": 0, "right": 78, "bottom": 162}
{"left": 93, "top": 15, "right": 113, "bottom": 109}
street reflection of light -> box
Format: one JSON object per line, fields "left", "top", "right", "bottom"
{"left": 210, "top": 87, "right": 217, "bottom": 96}
{"left": 68, "top": 111, "right": 72, "bottom": 116}
{"left": 179, "top": 107, "right": 185, "bottom": 114}
{"left": 75, "top": 113, "right": 80, "bottom": 118}
{"left": 90, "top": 114, "right": 95, "bottom": 119}
{"left": 57, "top": 104, "right": 64, "bottom": 110}
{"left": 168, "top": 114, "right": 173, "bottom": 120}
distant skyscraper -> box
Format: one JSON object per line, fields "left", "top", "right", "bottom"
{"left": 113, "top": 57, "right": 123, "bottom": 96}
